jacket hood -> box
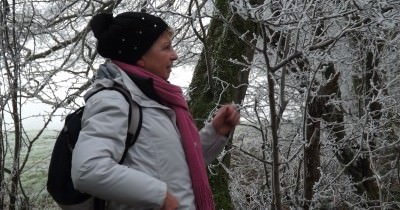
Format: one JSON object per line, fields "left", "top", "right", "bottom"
{"left": 83, "top": 61, "right": 126, "bottom": 101}
{"left": 97, "top": 61, "right": 122, "bottom": 80}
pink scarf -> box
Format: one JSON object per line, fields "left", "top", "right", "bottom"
{"left": 113, "top": 61, "right": 215, "bottom": 210}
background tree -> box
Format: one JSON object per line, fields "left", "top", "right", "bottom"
{"left": 225, "top": 0, "right": 400, "bottom": 209}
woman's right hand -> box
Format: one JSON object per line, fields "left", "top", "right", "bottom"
{"left": 161, "top": 191, "right": 179, "bottom": 210}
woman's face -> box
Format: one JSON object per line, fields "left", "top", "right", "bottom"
{"left": 137, "top": 30, "right": 178, "bottom": 80}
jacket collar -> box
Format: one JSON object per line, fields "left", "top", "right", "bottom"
{"left": 85, "top": 61, "right": 163, "bottom": 107}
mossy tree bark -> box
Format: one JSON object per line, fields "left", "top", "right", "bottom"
{"left": 188, "top": 0, "right": 260, "bottom": 208}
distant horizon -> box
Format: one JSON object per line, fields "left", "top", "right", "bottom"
{"left": 14, "top": 66, "right": 193, "bottom": 131}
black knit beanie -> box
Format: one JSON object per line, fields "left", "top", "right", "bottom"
{"left": 90, "top": 12, "right": 169, "bottom": 65}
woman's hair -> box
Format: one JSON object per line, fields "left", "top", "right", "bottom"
{"left": 90, "top": 12, "right": 169, "bottom": 65}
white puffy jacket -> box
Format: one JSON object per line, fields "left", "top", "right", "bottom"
{"left": 71, "top": 62, "right": 227, "bottom": 210}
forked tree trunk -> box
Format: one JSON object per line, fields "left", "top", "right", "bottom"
{"left": 0, "top": 1, "right": 5, "bottom": 206}
{"left": 1, "top": 0, "right": 26, "bottom": 209}
{"left": 188, "top": 0, "right": 260, "bottom": 208}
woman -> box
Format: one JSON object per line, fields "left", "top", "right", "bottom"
{"left": 71, "top": 12, "right": 240, "bottom": 210}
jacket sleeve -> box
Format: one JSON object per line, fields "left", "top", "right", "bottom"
{"left": 199, "top": 123, "right": 228, "bottom": 165}
{"left": 71, "top": 90, "right": 166, "bottom": 208}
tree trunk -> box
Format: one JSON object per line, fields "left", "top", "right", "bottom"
{"left": 188, "top": 0, "right": 259, "bottom": 208}
{"left": 0, "top": 1, "right": 6, "bottom": 207}
{"left": 303, "top": 108, "right": 321, "bottom": 209}
{"left": 1, "top": 0, "right": 27, "bottom": 208}
{"left": 1, "top": 1, "right": 21, "bottom": 208}
{"left": 9, "top": 74, "right": 21, "bottom": 210}
{"left": 266, "top": 70, "right": 282, "bottom": 210}
{"left": 0, "top": 99, "right": 4, "bottom": 210}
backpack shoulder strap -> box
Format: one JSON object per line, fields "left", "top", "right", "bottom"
{"left": 86, "top": 84, "right": 142, "bottom": 163}
{"left": 109, "top": 84, "right": 142, "bottom": 163}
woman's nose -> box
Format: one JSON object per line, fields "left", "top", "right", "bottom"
{"left": 171, "top": 50, "right": 178, "bottom": 60}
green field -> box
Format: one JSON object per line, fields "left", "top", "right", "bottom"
{"left": 4, "top": 129, "right": 60, "bottom": 209}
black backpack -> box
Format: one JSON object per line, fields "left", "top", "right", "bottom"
{"left": 47, "top": 84, "right": 142, "bottom": 209}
